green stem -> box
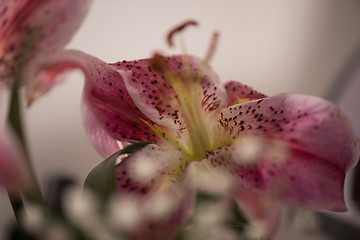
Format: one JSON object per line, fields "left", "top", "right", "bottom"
{"left": 6, "top": 75, "right": 26, "bottom": 223}
{"left": 8, "top": 70, "right": 26, "bottom": 151}
{"left": 6, "top": 68, "right": 45, "bottom": 222}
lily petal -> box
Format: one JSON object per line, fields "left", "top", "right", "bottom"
{"left": 28, "top": 53, "right": 232, "bottom": 154}
{"left": 115, "top": 144, "right": 195, "bottom": 239}
{"left": 0, "top": 0, "right": 92, "bottom": 85}
{"left": 210, "top": 142, "right": 348, "bottom": 211}
{"left": 28, "top": 50, "right": 158, "bottom": 154}
{"left": 114, "top": 55, "right": 227, "bottom": 131}
{"left": 205, "top": 91, "right": 360, "bottom": 238}
{"left": 212, "top": 93, "right": 359, "bottom": 210}
{"left": 224, "top": 81, "right": 266, "bottom": 106}
{"left": 219, "top": 93, "right": 360, "bottom": 171}
{"left": 81, "top": 97, "right": 122, "bottom": 158}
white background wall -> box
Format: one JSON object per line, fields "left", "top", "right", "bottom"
{"left": 1, "top": 0, "right": 360, "bottom": 239}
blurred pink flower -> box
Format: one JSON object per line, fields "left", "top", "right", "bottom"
{"left": 0, "top": 127, "right": 30, "bottom": 191}
{"left": 0, "top": 0, "right": 92, "bottom": 101}
{"left": 31, "top": 50, "right": 359, "bottom": 238}
{"left": 0, "top": 89, "right": 30, "bottom": 191}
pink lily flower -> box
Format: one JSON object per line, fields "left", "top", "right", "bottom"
{"left": 31, "top": 49, "right": 359, "bottom": 238}
{"left": 110, "top": 55, "right": 360, "bottom": 238}
{"left": 1, "top": 1, "right": 357, "bottom": 236}
{"left": 0, "top": 0, "right": 92, "bottom": 101}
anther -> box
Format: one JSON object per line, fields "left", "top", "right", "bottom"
{"left": 167, "top": 20, "right": 198, "bottom": 47}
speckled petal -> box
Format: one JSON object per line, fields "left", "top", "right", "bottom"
{"left": 83, "top": 60, "right": 159, "bottom": 144}
{"left": 211, "top": 93, "right": 360, "bottom": 210}
{"left": 113, "top": 55, "right": 227, "bottom": 132}
{"left": 116, "top": 144, "right": 167, "bottom": 196}
{"left": 224, "top": 81, "right": 266, "bottom": 106}
{"left": 28, "top": 50, "right": 158, "bottom": 151}
{"left": 115, "top": 144, "right": 195, "bottom": 239}
{"left": 219, "top": 93, "right": 360, "bottom": 172}
{"left": 0, "top": 0, "right": 92, "bottom": 84}
{"left": 208, "top": 141, "right": 348, "bottom": 211}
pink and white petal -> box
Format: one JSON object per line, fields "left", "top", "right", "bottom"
{"left": 214, "top": 93, "right": 359, "bottom": 211}
{"left": 206, "top": 134, "right": 350, "bottom": 212}
{"left": 219, "top": 93, "right": 360, "bottom": 172}
{"left": 27, "top": 50, "right": 159, "bottom": 144}
{"left": 265, "top": 149, "right": 347, "bottom": 211}
{"left": 0, "top": 0, "right": 92, "bottom": 84}
{"left": 224, "top": 81, "right": 266, "bottom": 106}
{"left": 112, "top": 57, "right": 181, "bottom": 131}
{"left": 114, "top": 55, "right": 227, "bottom": 131}
{"left": 115, "top": 144, "right": 195, "bottom": 239}
{"left": 81, "top": 98, "right": 122, "bottom": 158}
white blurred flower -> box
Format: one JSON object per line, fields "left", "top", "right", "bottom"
{"left": 236, "top": 137, "right": 263, "bottom": 164}
{"left": 20, "top": 203, "right": 47, "bottom": 235}
{"left": 129, "top": 154, "right": 163, "bottom": 183}
{"left": 41, "top": 221, "right": 74, "bottom": 240}
{"left": 234, "top": 136, "right": 289, "bottom": 166}
{"left": 182, "top": 199, "right": 239, "bottom": 240}
{"left": 144, "top": 193, "right": 176, "bottom": 219}
{"left": 293, "top": 210, "right": 319, "bottom": 233}
{"left": 186, "top": 161, "right": 235, "bottom": 194}
{"left": 62, "top": 187, "right": 115, "bottom": 239}
{"left": 63, "top": 188, "right": 99, "bottom": 226}
{"left": 107, "top": 194, "right": 141, "bottom": 231}
{"left": 128, "top": 146, "right": 181, "bottom": 184}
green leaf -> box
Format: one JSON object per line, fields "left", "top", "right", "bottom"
{"left": 84, "top": 142, "right": 152, "bottom": 203}
{"left": 118, "top": 141, "right": 153, "bottom": 155}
